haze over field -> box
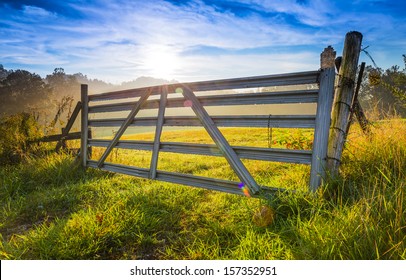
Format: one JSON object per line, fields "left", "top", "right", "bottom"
{"left": 1, "top": 0, "right": 405, "bottom": 84}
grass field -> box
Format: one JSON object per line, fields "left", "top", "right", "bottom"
{"left": 0, "top": 120, "right": 405, "bottom": 259}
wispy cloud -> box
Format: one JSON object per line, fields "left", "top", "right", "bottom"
{"left": 0, "top": 0, "right": 405, "bottom": 83}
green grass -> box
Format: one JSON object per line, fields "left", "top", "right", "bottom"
{"left": 0, "top": 123, "right": 405, "bottom": 260}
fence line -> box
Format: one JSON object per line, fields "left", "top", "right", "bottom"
{"left": 33, "top": 101, "right": 82, "bottom": 152}
{"left": 80, "top": 65, "right": 335, "bottom": 196}
{"left": 31, "top": 34, "right": 367, "bottom": 196}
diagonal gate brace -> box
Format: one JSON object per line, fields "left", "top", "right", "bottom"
{"left": 97, "top": 89, "right": 152, "bottom": 168}
{"left": 181, "top": 86, "right": 260, "bottom": 195}
{"left": 56, "top": 100, "right": 82, "bottom": 152}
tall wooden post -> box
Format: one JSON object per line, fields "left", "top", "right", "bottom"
{"left": 80, "top": 84, "right": 89, "bottom": 168}
{"left": 309, "top": 46, "right": 336, "bottom": 192}
{"left": 327, "top": 31, "right": 363, "bottom": 176}
{"left": 320, "top": 46, "right": 336, "bottom": 70}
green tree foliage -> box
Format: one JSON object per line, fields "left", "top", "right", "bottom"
{"left": 46, "top": 68, "right": 80, "bottom": 100}
{"left": 74, "top": 72, "right": 116, "bottom": 93}
{"left": 359, "top": 56, "right": 406, "bottom": 117}
{"left": 44, "top": 68, "right": 81, "bottom": 130}
{"left": 0, "top": 69, "right": 53, "bottom": 115}
{"left": 0, "top": 67, "right": 85, "bottom": 129}
{"left": 0, "top": 113, "right": 43, "bottom": 164}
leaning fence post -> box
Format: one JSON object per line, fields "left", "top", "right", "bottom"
{"left": 348, "top": 62, "right": 370, "bottom": 134}
{"left": 80, "top": 84, "right": 89, "bottom": 168}
{"left": 327, "top": 31, "right": 363, "bottom": 176}
{"left": 309, "top": 46, "right": 336, "bottom": 192}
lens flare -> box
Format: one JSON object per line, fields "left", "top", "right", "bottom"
{"left": 183, "top": 100, "right": 193, "bottom": 107}
{"left": 238, "top": 182, "right": 251, "bottom": 197}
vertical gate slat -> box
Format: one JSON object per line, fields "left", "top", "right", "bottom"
{"left": 80, "top": 85, "right": 89, "bottom": 167}
{"left": 310, "top": 67, "right": 335, "bottom": 191}
{"left": 97, "top": 89, "right": 152, "bottom": 168}
{"left": 149, "top": 86, "right": 168, "bottom": 179}
{"left": 181, "top": 86, "right": 260, "bottom": 195}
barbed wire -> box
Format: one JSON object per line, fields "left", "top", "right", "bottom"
{"left": 361, "top": 46, "right": 406, "bottom": 102}
{"left": 361, "top": 46, "right": 379, "bottom": 69}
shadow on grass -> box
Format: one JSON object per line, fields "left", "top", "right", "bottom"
{"left": 0, "top": 153, "right": 112, "bottom": 240}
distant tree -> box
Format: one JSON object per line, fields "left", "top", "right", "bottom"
{"left": 46, "top": 68, "right": 80, "bottom": 100}
{"left": 0, "top": 69, "right": 53, "bottom": 115}
{"left": 358, "top": 55, "right": 406, "bottom": 118}
{"left": 74, "top": 72, "right": 116, "bottom": 93}
{"left": 0, "top": 64, "right": 11, "bottom": 81}
{"left": 118, "top": 76, "right": 176, "bottom": 90}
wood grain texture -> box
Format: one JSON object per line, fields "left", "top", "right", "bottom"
{"left": 327, "top": 31, "right": 363, "bottom": 176}
{"left": 310, "top": 67, "right": 335, "bottom": 191}
{"left": 80, "top": 85, "right": 89, "bottom": 167}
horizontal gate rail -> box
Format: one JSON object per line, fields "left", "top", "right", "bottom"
{"left": 86, "top": 160, "right": 283, "bottom": 196}
{"left": 88, "top": 89, "right": 319, "bottom": 113}
{"left": 88, "top": 139, "right": 312, "bottom": 164}
{"left": 88, "top": 71, "right": 319, "bottom": 101}
{"left": 89, "top": 115, "right": 316, "bottom": 128}
{"left": 37, "top": 131, "right": 82, "bottom": 142}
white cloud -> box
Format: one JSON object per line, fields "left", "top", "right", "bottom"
{"left": 234, "top": 0, "right": 335, "bottom": 27}
{"left": 0, "top": 0, "right": 404, "bottom": 83}
{"left": 21, "top": 5, "right": 57, "bottom": 18}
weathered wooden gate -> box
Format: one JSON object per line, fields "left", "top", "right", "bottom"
{"left": 79, "top": 63, "right": 335, "bottom": 196}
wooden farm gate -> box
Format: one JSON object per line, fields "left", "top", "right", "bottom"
{"left": 79, "top": 66, "right": 336, "bottom": 196}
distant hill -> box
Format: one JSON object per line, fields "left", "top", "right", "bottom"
{"left": 74, "top": 74, "right": 177, "bottom": 94}
{"left": 117, "top": 76, "right": 178, "bottom": 91}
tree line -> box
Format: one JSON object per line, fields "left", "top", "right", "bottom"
{"left": 359, "top": 55, "right": 406, "bottom": 118}
{"left": 0, "top": 66, "right": 173, "bottom": 131}
{"left": 0, "top": 66, "right": 110, "bottom": 130}
{"left": 0, "top": 57, "right": 405, "bottom": 129}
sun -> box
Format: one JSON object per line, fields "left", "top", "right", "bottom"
{"left": 143, "top": 46, "right": 181, "bottom": 79}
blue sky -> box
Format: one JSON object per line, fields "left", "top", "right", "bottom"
{"left": 0, "top": 0, "right": 405, "bottom": 84}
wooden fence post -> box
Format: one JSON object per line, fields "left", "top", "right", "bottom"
{"left": 80, "top": 84, "right": 89, "bottom": 168}
{"left": 348, "top": 62, "right": 371, "bottom": 134}
{"left": 320, "top": 46, "right": 336, "bottom": 70}
{"left": 327, "top": 31, "right": 363, "bottom": 176}
{"left": 309, "top": 46, "right": 336, "bottom": 192}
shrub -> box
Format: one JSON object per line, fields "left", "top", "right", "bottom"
{"left": 0, "top": 113, "right": 43, "bottom": 164}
